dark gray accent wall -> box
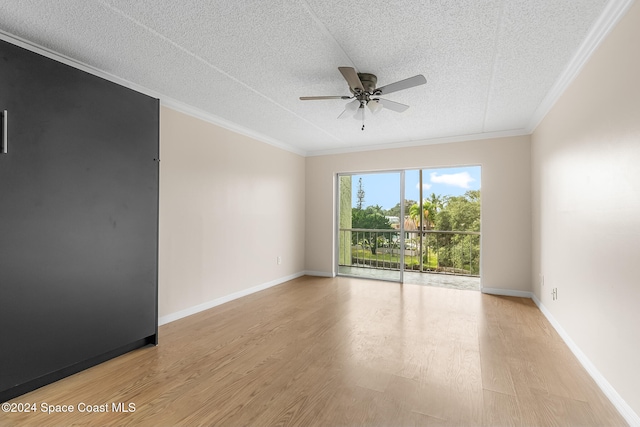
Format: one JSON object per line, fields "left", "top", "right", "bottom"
{"left": 0, "top": 39, "right": 159, "bottom": 402}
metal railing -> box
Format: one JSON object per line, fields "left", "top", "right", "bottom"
{"left": 339, "top": 228, "right": 480, "bottom": 277}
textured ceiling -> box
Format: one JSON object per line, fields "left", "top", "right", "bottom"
{"left": 0, "top": 0, "right": 630, "bottom": 155}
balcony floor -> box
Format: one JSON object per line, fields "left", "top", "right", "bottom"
{"left": 338, "top": 266, "right": 480, "bottom": 291}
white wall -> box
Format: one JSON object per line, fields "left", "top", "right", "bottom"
{"left": 305, "top": 135, "right": 532, "bottom": 293}
{"left": 159, "top": 107, "right": 306, "bottom": 321}
{"left": 531, "top": 0, "right": 640, "bottom": 419}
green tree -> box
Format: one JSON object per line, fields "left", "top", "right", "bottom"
{"left": 356, "top": 177, "right": 365, "bottom": 209}
{"left": 409, "top": 200, "right": 437, "bottom": 229}
{"left": 436, "top": 190, "right": 480, "bottom": 232}
{"left": 352, "top": 205, "right": 393, "bottom": 254}
{"left": 352, "top": 205, "right": 392, "bottom": 230}
{"left": 427, "top": 193, "right": 445, "bottom": 211}
{"left": 432, "top": 190, "right": 480, "bottom": 273}
{"left": 426, "top": 193, "right": 445, "bottom": 225}
{"left": 384, "top": 199, "right": 416, "bottom": 217}
{"left": 409, "top": 203, "right": 425, "bottom": 228}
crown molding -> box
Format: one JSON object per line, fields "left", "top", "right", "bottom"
{"left": 159, "top": 99, "right": 307, "bottom": 156}
{"left": 526, "top": 0, "right": 636, "bottom": 133}
{"left": 0, "top": 30, "right": 307, "bottom": 158}
{"left": 0, "top": 30, "right": 160, "bottom": 98}
{"left": 3, "top": 0, "right": 633, "bottom": 160}
{"left": 305, "top": 128, "right": 530, "bottom": 157}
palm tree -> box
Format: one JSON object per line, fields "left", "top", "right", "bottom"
{"left": 409, "top": 201, "right": 434, "bottom": 229}
{"left": 405, "top": 203, "right": 429, "bottom": 230}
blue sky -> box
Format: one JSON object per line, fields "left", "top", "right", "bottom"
{"left": 350, "top": 166, "right": 481, "bottom": 210}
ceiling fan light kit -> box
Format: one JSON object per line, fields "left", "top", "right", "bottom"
{"left": 300, "top": 67, "right": 426, "bottom": 130}
{"left": 368, "top": 99, "right": 382, "bottom": 115}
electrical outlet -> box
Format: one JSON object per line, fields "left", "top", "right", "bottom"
{"left": 551, "top": 288, "right": 558, "bottom": 300}
{"left": 540, "top": 274, "right": 544, "bottom": 287}
{"left": 277, "top": 256, "right": 281, "bottom": 265}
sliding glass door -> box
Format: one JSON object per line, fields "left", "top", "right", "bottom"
{"left": 336, "top": 166, "right": 482, "bottom": 291}
{"left": 336, "top": 171, "right": 404, "bottom": 282}
{"left": 402, "top": 167, "right": 482, "bottom": 289}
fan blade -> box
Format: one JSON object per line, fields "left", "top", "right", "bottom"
{"left": 338, "top": 67, "right": 364, "bottom": 93}
{"left": 378, "top": 98, "right": 410, "bottom": 113}
{"left": 300, "top": 96, "right": 351, "bottom": 100}
{"left": 376, "top": 74, "right": 426, "bottom": 95}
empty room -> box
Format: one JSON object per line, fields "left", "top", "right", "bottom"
{"left": 1, "top": 1, "right": 638, "bottom": 426}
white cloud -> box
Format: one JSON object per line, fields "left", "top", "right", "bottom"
{"left": 430, "top": 171, "right": 474, "bottom": 189}
{"left": 415, "top": 182, "right": 432, "bottom": 190}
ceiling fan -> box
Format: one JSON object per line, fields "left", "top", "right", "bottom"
{"left": 300, "top": 67, "right": 427, "bottom": 129}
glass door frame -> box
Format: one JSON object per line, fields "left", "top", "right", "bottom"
{"left": 335, "top": 170, "right": 406, "bottom": 283}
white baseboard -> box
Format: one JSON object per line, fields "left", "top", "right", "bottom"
{"left": 158, "top": 271, "right": 305, "bottom": 326}
{"left": 481, "top": 287, "right": 533, "bottom": 298}
{"left": 303, "top": 270, "right": 335, "bottom": 278}
{"left": 532, "top": 294, "right": 640, "bottom": 427}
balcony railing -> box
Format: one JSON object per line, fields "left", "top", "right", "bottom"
{"left": 338, "top": 228, "right": 480, "bottom": 277}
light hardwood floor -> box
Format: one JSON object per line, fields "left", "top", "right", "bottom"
{"left": 1, "top": 276, "right": 627, "bottom": 426}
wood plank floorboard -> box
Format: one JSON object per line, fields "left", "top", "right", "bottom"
{"left": 1, "top": 276, "right": 628, "bottom": 426}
